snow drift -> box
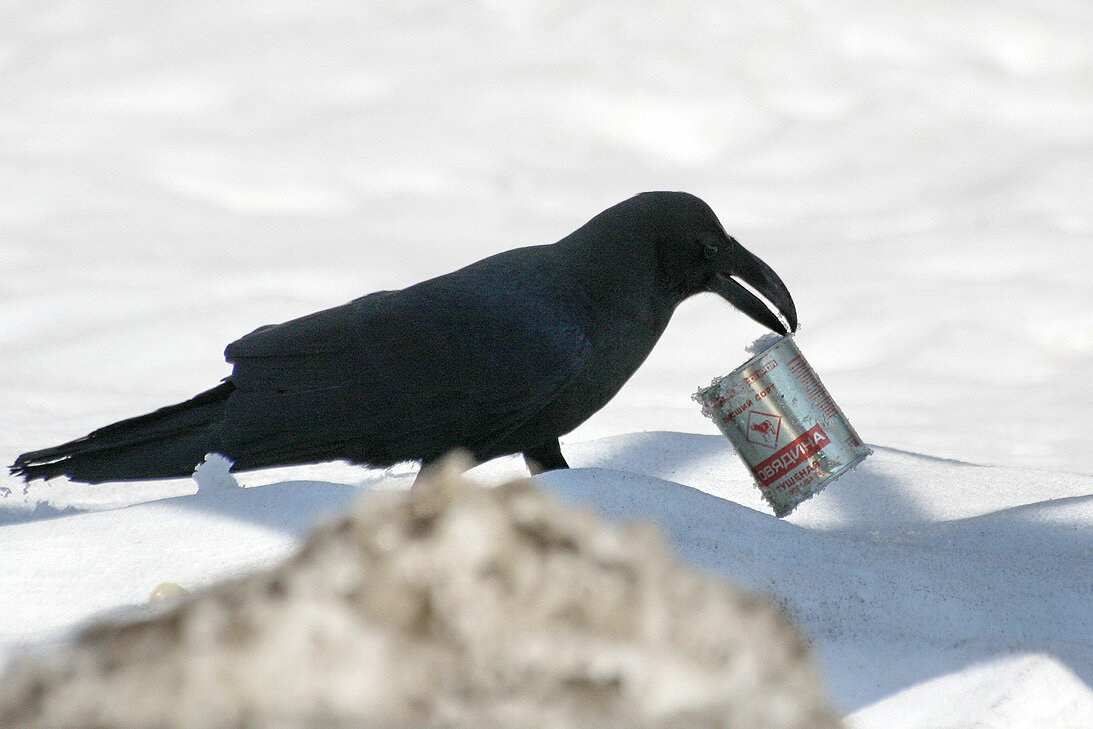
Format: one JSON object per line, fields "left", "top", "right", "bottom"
{"left": 3, "top": 436, "right": 1087, "bottom": 726}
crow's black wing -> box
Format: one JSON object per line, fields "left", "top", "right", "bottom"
{"left": 218, "top": 278, "right": 591, "bottom": 469}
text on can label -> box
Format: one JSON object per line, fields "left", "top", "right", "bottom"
{"left": 752, "top": 425, "right": 831, "bottom": 487}
{"left": 743, "top": 359, "right": 777, "bottom": 384}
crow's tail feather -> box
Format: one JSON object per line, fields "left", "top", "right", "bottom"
{"left": 10, "top": 382, "right": 235, "bottom": 484}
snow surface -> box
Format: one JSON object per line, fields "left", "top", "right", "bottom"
{"left": 1, "top": 1, "right": 1091, "bottom": 726}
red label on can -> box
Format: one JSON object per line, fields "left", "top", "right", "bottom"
{"left": 752, "top": 425, "right": 831, "bottom": 487}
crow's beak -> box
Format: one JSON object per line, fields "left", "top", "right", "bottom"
{"left": 708, "top": 243, "right": 798, "bottom": 334}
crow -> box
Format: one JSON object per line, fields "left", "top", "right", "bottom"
{"left": 11, "top": 192, "right": 797, "bottom": 483}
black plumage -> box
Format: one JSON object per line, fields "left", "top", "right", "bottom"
{"left": 11, "top": 192, "right": 797, "bottom": 483}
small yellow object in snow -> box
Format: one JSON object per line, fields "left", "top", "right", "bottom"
{"left": 149, "top": 582, "right": 189, "bottom": 602}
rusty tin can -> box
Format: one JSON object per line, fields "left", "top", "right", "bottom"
{"left": 693, "top": 335, "right": 870, "bottom": 517}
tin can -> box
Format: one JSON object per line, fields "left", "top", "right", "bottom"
{"left": 693, "top": 335, "right": 870, "bottom": 517}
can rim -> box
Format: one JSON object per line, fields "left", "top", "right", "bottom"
{"left": 693, "top": 333, "right": 796, "bottom": 403}
{"left": 724, "top": 333, "right": 794, "bottom": 382}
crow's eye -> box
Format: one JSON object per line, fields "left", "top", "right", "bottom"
{"left": 703, "top": 242, "right": 719, "bottom": 260}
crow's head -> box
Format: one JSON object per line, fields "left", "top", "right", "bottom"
{"left": 640, "top": 191, "right": 798, "bottom": 334}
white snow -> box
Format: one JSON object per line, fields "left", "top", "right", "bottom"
{"left": 1, "top": 0, "right": 1091, "bottom": 725}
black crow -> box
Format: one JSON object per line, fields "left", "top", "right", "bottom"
{"left": 11, "top": 192, "right": 797, "bottom": 483}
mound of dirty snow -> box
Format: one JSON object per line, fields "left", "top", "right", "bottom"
{"left": 0, "top": 456, "right": 838, "bottom": 729}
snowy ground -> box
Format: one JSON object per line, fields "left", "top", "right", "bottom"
{"left": 1, "top": 1, "right": 1091, "bottom": 726}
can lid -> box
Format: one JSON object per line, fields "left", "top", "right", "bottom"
{"left": 730, "top": 332, "right": 790, "bottom": 379}
{"left": 695, "top": 333, "right": 792, "bottom": 403}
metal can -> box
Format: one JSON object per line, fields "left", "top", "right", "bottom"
{"left": 693, "top": 334, "right": 870, "bottom": 517}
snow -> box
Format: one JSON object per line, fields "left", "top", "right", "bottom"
{"left": 744, "top": 331, "right": 786, "bottom": 356}
{"left": 1, "top": 0, "right": 1091, "bottom": 725}
{"left": 2, "top": 442, "right": 1090, "bottom": 723}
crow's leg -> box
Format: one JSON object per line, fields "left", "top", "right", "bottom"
{"left": 523, "top": 439, "right": 569, "bottom": 475}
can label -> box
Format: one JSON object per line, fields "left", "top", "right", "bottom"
{"left": 693, "top": 335, "right": 870, "bottom": 517}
